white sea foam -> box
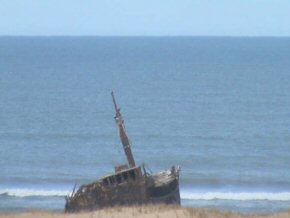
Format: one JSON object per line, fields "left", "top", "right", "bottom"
{"left": 2, "top": 188, "right": 290, "bottom": 201}
{"left": 181, "top": 191, "right": 290, "bottom": 201}
{"left": 0, "top": 188, "right": 71, "bottom": 198}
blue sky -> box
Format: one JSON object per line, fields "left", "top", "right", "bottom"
{"left": 0, "top": 0, "right": 289, "bottom": 36}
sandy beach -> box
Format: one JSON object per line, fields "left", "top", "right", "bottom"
{"left": 1, "top": 205, "right": 289, "bottom": 218}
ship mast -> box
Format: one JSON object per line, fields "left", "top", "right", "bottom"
{"left": 111, "top": 92, "right": 136, "bottom": 168}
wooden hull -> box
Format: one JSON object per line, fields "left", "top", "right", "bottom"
{"left": 65, "top": 167, "right": 180, "bottom": 212}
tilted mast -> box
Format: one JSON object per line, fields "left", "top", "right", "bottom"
{"left": 111, "top": 92, "right": 136, "bottom": 168}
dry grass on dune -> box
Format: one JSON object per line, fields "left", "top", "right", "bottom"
{"left": 0, "top": 205, "right": 290, "bottom": 218}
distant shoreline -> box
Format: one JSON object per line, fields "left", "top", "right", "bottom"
{"left": 0, "top": 205, "right": 289, "bottom": 218}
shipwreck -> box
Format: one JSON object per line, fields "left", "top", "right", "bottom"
{"left": 65, "top": 92, "right": 181, "bottom": 212}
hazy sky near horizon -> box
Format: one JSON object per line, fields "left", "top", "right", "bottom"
{"left": 0, "top": 0, "right": 289, "bottom": 36}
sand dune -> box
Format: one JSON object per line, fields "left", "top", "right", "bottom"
{"left": 1, "top": 205, "right": 290, "bottom": 218}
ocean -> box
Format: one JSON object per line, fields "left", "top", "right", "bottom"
{"left": 0, "top": 36, "right": 289, "bottom": 214}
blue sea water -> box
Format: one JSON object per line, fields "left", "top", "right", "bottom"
{"left": 0, "top": 36, "right": 290, "bottom": 214}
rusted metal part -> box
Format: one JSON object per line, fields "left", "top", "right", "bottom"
{"left": 64, "top": 93, "right": 181, "bottom": 212}
{"left": 111, "top": 91, "right": 136, "bottom": 168}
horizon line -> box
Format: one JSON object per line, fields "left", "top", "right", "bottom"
{"left": 0, "top": 34, "right": 290, "bottom": 38}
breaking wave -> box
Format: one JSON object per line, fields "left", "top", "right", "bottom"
{"left": 0, "top": 188, "right": 71, "bottom": 198}
{"left": 2, "top": 188, "right": 290, "bottom": 201}
{"left": 181, "top": 191, "right": 290, "bottom": 201}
